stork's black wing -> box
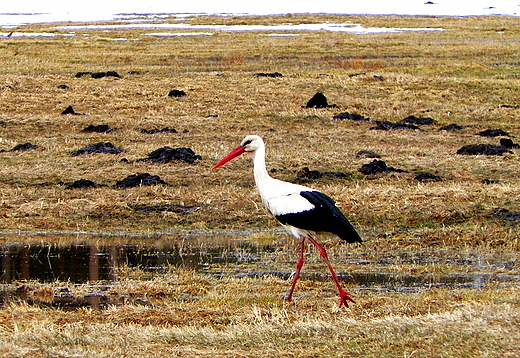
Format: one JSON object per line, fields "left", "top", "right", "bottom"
{"left": 276, "top": 190, "right": 362, "bottom": 243}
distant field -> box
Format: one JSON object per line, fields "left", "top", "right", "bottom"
{"left": 0, "top": 14, "right": 519, "bottom": 357}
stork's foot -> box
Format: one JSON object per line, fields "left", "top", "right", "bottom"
{"left": 338, "top": 290, "right": 356, "bottom": 308}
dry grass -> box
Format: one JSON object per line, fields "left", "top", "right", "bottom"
{"left": 1, "top": 270, "right": 519, "bottom": 357}
{"left": 0, "top": 14, "right": 520, "bottom": 357}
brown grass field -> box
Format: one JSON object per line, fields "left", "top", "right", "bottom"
{"left": 0, "top": 14, "right": 519, "bottom": 357}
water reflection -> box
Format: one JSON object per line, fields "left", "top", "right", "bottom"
{"left": 0, "top": 240, "right": 275, "bottom": 283}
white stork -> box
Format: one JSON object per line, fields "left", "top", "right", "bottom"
{"left": 212, "top": 135, "right": 362, "bottom": 308}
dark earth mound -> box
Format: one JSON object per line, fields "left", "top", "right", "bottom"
{"left": 295, "top": 167, "right": 350, "bottom": 183}
{"left": 358, "top": 160, "right": 407, "bottom": 175}
{"left": 296, "top": 167, "right": 323, "bottom": 180}
{"left": 490, "top": 208, "right": 520, "bottom": 222}
{"left": 9, "top": 142, "right": 39, "bottom": 152}
{"left": 168, "top": 90, "right": 187, "bottom": 97}
{"left": 141, "top": 127, "right": 178, "bottom": 134}
{"left": 499, "top": 138, "right": 520, "bottom": 149}
{"left": 255, "top": 72, "right": 283, "bottom": 77}
{"left": 72, "top": 142, "right": 123, "bottom": 156}
{"left": 132, "top": 204, "right": 200, "bottom": 214}
{"left": 114, "top": 173, "right": 167, "bottom": 188}
{"left": 401, "top": 115, "right": 435, "bottom": 125}
{"left": 478, "top": 129, "right": 510, "bottom": 137}
{"left": 92, "top": 71, "right": 121, "bottom": 79}
{"left": 81, "top": 124, "right": 113, "bottom": 133}
{"left": 439, "top": 123, "right": 463, "bottom": 131}
{"left": 141, "top": 147, "right": 201, "bottom": 164}
{"left": 356, "top": 150, "right": 381, "bottom": 159}
{"left": 333, "top": 112, "right": 370, "bottom": 121}
{"left": 61, "top": 105, "right": 81, "bottom": 115}
{"left": 414, "top": 173, "right": 442, "bottom": 182}
{"left": 482, "top": 179, "right": 502, "bottom": 184}
{"left": 74, "top": 72, "right": 92, "bottom": 78}
{"left": 65, "top": 179, "right": 98, "bottom": 189}
{"left": 0, "top": 142, "right": 39, "bottom": 153}
{"left": 371, "top": 121, "right": 420, "bottom": 130}
{"left": 305, "top": 92, "right": 337, "bottom": 108}
{"left": 75, "top": 71, "right": 121, "bottom": 79}
{"left": 456, "top": 144, "right": 512, "bottom": 156}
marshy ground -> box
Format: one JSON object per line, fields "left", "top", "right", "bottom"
{"left": 0, "top": 14, "right": 519, "bottom": 357}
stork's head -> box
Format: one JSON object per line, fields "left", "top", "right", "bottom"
{"left": 212, "top": 135, "right": 264, "bottom": 169}
{"left": 240, "top": 135, "right": 264, "bottom": 152}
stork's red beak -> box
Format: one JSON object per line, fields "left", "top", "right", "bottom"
{"left": 212, "top": 146, "right": 245, "bottom": 170}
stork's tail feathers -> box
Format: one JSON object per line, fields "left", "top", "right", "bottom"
{"left": 336, "top": 222, "right": 363, "bottom": 244}
{"left": 298, "top": 191, "right": 363, "bottom": 244}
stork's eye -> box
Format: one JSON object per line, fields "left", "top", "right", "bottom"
{"left": 243, "top": 139, "right": 252, "bottom": 146}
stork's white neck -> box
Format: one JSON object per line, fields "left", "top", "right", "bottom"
{"left": 251, "top": 144, "right": 271, "bottom": 186}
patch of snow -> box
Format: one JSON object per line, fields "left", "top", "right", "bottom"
{"left": 53, "top": 22, "right": 445, "bottom": 34}
{"left": 144, "top": 32, "right": 213, "bottom": 37}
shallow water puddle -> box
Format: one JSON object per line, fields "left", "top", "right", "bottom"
{"left": 0, "top": 235, "right": 518, "bottom": 309}
{"left": 0, "top": 238, "right": 275, "bottom": 283}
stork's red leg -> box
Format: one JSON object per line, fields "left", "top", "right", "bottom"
{"left": 286, "top": 237, "right": 306, "bottom": 302}
{"left": 306, "top": 235, "right": 355, "bottom": 308}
